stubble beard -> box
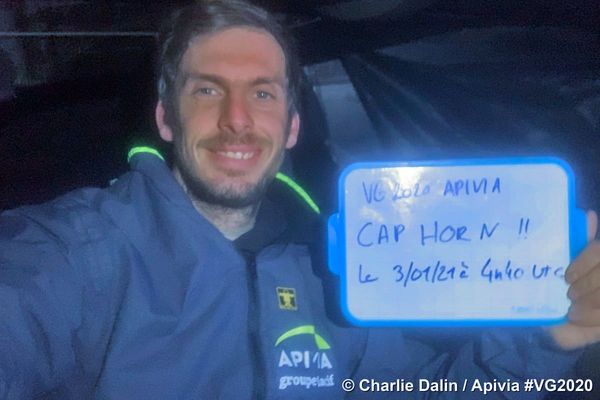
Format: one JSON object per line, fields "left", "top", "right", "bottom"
{"left": 172, "top": 126, "right": 288, "bottom": 210}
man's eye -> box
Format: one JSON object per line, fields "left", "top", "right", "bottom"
{"left": 196, "top": 87, "right": 218, "bottom": 96}
{"left": 256, "top": 90, "right": 274, "bottom": 100}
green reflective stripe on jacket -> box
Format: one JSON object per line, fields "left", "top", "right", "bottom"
{"left": 127, "top": 146, "right": 165, "bottom": 163}
{"left": 275, "top": 172, "right": 321, "bottom": 215}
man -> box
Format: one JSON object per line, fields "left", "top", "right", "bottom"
{"left": 1, "top": 1, "right": 600, "bottom": 399}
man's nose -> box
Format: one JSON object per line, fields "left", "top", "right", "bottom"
{"left": 218, "top": 92, "right": 253, "bottom": 134}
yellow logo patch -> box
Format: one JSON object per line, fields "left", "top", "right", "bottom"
{"left": 277, "top": 287, "right": 297, "bottom": 310}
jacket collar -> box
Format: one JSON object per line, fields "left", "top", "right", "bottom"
{"left": 128, "top": 148, "right": 321, "bottom": 254}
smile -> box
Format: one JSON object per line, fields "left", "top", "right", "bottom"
{"left": 217, "top": 151, "right": 255, "bottom": 160}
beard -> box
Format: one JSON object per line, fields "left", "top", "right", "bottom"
{"left": 172, "top": 126, "right": 287, "bottom": 209}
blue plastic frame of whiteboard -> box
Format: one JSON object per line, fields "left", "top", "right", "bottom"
{"left": 327, "top": 156, "right": 588, "bottom": 327}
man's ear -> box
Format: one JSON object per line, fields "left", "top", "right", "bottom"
{"left": 155, "top": 100, "right": 174, "bottom": 142}
{"left": 285, "top": 112, "right": 300, "bottom": 149}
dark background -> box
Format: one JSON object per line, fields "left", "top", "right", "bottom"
{"left": 1, "top": 1, "right": 599, "bottom": 397}
{"left": 1, "top": 0, "right": 599, "bottom": 212}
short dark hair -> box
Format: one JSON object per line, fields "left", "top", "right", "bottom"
{"left": 157, "top": 0, "right": 301, "bottom": 126}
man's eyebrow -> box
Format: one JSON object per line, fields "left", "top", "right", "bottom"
{"left": 181, "top": 72, "right": 226, "bottom": 86}
{"left": 251, "top": 77, "right": 285, "bottom": 88}
{"left": 181, "top": 73, "right": 285, "bottom": 88}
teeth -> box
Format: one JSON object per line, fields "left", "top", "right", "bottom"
{"left": 219, "top": 151, "right": 254, "bottom": 160}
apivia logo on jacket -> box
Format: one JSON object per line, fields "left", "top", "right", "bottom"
{"left": 275, "top": 325, "right": 335, "bottom": 391}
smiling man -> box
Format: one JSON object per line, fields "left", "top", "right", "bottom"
{"left": 2, "top": 1, "right": 600, "bottom": 399}
{"left": 156, "top": 25, "right": 299, "bottom": 238}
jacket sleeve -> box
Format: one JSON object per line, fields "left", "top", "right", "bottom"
{"left": 0, "top": 206, "right": 122, "bottom": 399}
{"left": 349, "top": 326, "right": 582, "bottom": 399}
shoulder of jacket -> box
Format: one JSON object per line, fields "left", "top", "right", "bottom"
{"left": 0, "top": 174, "right": 142, "bottom": 251}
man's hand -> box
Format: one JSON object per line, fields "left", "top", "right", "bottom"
{"left": 550, "top": 210, "right": 600, "bottom": 350}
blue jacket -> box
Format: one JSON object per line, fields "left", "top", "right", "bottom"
{"left": 0, "top": 151, "right": 580, "bottom": 399}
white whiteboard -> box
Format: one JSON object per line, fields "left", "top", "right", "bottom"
{"left": 327, "top": 158, "right": 587, "bottom": 326}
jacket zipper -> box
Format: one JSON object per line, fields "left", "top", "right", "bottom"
{"left": 246, "top": 253, "right": 266, "bottom": 399}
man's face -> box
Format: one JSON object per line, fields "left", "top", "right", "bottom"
{"left": 156, "top": 27, "right": 299, "bottom": 208}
